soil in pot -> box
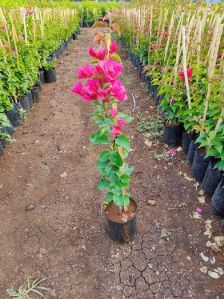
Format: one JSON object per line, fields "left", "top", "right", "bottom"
{"left": 192, "top": 147, "right": 210, "bottom": 182}
{"left": 27, "top": 90, "right": 33, "bottom": 108}
{"left": 19, "top": 96, "right": 30, "bottom": 111}
{"left": 182, "top": 131, "right": 193, "bottom": 155}
{"left": 163, "top": 123, "right": 183, "bottom": 147}
{"left": 105, "top": 199, "right": 137, "bottom": 242}
{"left": 186, "top": 140, "right": 198, "bottom": 165}
{"left": 44, "top": 69, "right": 56, "bottom": 83}
{"left": 212, "top": 179, "right": 224, "bottom": 217}
{"left": 31, "top": 86, "right": 40, "bottom": 103}
{"left": 202, "top": 161, "right": 223, "bottom": 197}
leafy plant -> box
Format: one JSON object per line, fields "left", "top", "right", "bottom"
{"left": 72, "top": 19, "right": 133, "bottom": 212}
{"left": 7, "top": 277, "right": 50, "bottom": 299}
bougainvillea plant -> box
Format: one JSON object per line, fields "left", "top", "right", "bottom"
{"left": 72, "top": 21, "right": 133, "bottom": 214}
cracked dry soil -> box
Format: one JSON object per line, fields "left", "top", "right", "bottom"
{"left": 0, "top": 28, "right": 224, "bottom": 299}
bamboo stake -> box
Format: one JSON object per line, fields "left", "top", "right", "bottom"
{"left": 182, "top": 26, "right": 191, "bottom": 109}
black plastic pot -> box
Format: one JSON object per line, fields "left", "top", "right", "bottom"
{"left": 182, "top": 131, "right": 193, "bottom": 155}
{"left": 202, "top": 162, "right": 223, "bottom": 197}
{"left": 1, "top": 113, "right": 14, "bottom": 135}
{"left": 36, "top": 79, "right": 42, "bottom": 92}
{"left": 149, "top": 84, "right": 157, "bottom": 97}
{"left": 27, "top": 90, "right": 33, "bottom": 108}
{"left": 105, "top": 199, "right": 137, "bottom": 242}
{"left": 39, "top": 70, "right": 45, "bottom": 84}
{"left": 163, "top": 123, "right": 183, "bottom": 147}
{"left": 192, "top": 148, "right": 210, "bottom": 182}
{"left": 31, "top": 86, "right": 40, "bottom": 103}
{"left": 212, "top": 180, "right": 224, "bottom": 217}
{"left": 145, "top": 75, "right": 151, "bottom": 89}
{"left": 44, "top": 68, "right": 56, "bottom": 83}
{"left": 186, "top": 140, "right": 198, "bottom": 165}
{"left": 0, "top": 141, "right": 3, "bottom": 155}
{"left": 19, "top": 96, "right": 30, "bottom": 111}
{"left": 73, "top": 33, "right": 77, "bottom": 40}
{"left": 0, "top": 127, "right": 9, "bottom": 148}
{"left": 156, "top": 95, "right": 164, "bottom": 106}
{"left": 5, "top": 107, "right": 21, "bottom": 128}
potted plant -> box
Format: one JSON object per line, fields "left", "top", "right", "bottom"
{"left": 72, "top": 21, "right": 137, "bottom": 242}
{"left": 43, "top": 59, "right": 57, "bottom": 83}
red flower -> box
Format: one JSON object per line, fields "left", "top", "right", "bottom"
{"left": 88, "top": 46, "right": 105, "bottom": 60}
{"left": 77, "top": 64, "right": 94, "bottom": 79}
{"left": 112, "top": 118, "right": 126, "bottom": 138}
{"left": 178, "top": 68, "right": 193, "bottom": 83}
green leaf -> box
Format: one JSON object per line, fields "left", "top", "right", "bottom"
{"left": 215, "top": 160, "right": 224, "bottom": 171}
{"left": 98, "top": 179, "right": 110, "bottom": 190}
{"left": 89, "top": 131, "right": 109, "bottom": 145}
{"left": 113, "top": 195, "right": 123, "bottom": 207}
{"left": 110, "top": 53, "right": 122, "bottom": 63}
{"left": 105, "top": 192, "right": 113, "bottom": 202}
{"left": 115, "top": 135, "right": 130, "bottom": 151}
{"left": 110, "top": 151, "right": 123, "bottom": 167}
{"left": 99, "top": 151, "right": 110, "bottom": 163}
{"left": 122, "top": 194, "right": 130, "bottom": 206}
{"left": 120, "top": 174, "right": 130, "bottom": 187}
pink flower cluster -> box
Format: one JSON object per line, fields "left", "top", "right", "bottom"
{"left": 72, "top": 40, "right": 128, "bottom": 139}
{"left": 25, "top": 7, "right": 34, "bottom": 16}
{"left": 72, "top": 41, "right": 127, "bottom": 103}
{"left": 178, "top": 68, "right": 193, "bottom": 83}
{"left": 88, "top": 41, "right": 117, "bottom": 60}
{"left": 112, "top": 118, "right": 126, "bottom": 138}
{"left": 1, "top": 25, "right": 6, "bottom": 31}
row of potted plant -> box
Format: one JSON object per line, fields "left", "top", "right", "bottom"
{"left": 0, "top": 4, "right": 81, "bottom": 152}
{"left": 0, "top": 1, "right": 119, "bottom": 150}
{"left": 115, "top": 0, "right": 224, "bottom": 216}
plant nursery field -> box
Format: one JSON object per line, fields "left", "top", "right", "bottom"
{"left": 0, "top": 0, "right": 223, "bottom": 298}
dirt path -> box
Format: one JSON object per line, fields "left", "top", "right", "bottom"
{"left": 0, "top": 28, "right": 223, "bottom": 299}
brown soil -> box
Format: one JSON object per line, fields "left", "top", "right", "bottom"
{"left": 0, "top": 28, "right": 224, "bottom": 299}
{"left": 105, "top": 199, "right": 137, "bottom": 223}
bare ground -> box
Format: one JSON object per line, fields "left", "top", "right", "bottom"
{"left": 0, "top": 28, "right": 223, "bottom": 299}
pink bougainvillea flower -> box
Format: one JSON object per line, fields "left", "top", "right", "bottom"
{"left": 83, "top": 78, "right": 105, "bottom": 102}
{"left": 169, "top": 98, "right": 175, "bottom": 103}
{"left": 167, "top": 148, "right": 175, "bottom": 157}
{"left": 88, "top": 46, "right": 105, "bottom": 60}
{"left": 112, "top": 118, "right": 126, "bottom": 138}
{"left": 12, "top": 51, "right": 17, "bottom": 57}
{"left": 110, "top": 80, "right": 127, "bottom": 102}
{"left": 196, "top": 207, "right": 202, "bottom": 214}
{"left": 77, "top": 64, "right": 94, "bottom": 79}
{"left": 109, "top": 41, "right": 117, "bottom": 54}
{"left": 109, "top": 108, "right": 118, "bottom": 118}
{"left": 72, "top": 81, "right": 84, "bottom": 96}
{"left": 151, "top": 43, "right": 159, "bottom": 51}
{"left": 1, "top": 25, "right": 6, "bottom": 31}
{"left": 178, "top": 68, "right": 193, "bottom": 82}
{"left": 25, "top": 7, "right": 34, "bottom": 16}
{"left": 95, "top": 60, "right": 123, "bottom": 82}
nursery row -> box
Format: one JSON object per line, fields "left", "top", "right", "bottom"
{"left": 0, "top": 1, "right": 117, "bottom": 151}
{"left": 116, "top": 0, "right": 224, "bottom": 214}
